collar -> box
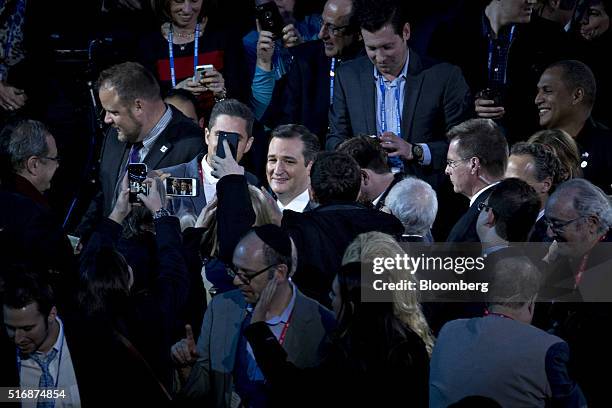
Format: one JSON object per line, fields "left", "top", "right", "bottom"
{"left": 373, "top": 48, "right": 410, "bottom": 82}
{"left": 537, "top": 209, "right": 545, "bottom": 222}
{"left": 246, "top": 280, "right": 297, "bottom": 325}
{"left": 201, "top": 155, "right": 219, "bottom": 185}
{"left": 277, "top": 188, "right": 310, "bottom": 212}
{"left": 141, "top": 105, "right": 173, "bottom": 151}
{"left": 483, "top": 244, "right": 509, "bottom": 257}
{"left": 469, "top": 181, "right": 499, "bottom": 207}
{"left": 12, "top": 174, "right": 49, "bottom": 208}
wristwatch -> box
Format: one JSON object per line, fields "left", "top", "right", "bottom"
{"left": 153, "top": 208, "right": 171, "bottom": 220}
{"left": 412, "top": 144, "right": 424, "bottom": 162}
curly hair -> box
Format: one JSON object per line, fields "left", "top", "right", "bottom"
{"left": 310, "top": 151, "right": 361, "bottom": 204}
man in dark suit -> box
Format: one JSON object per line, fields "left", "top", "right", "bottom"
{"left": 326, "top": 0, "right": 472, "bottom": 192}
{"left": 273, "top": 0, "right": 363, "bottom": 143}
{"left": 535, "top": 59, "right": 612, "bottom": 194}
{"left": 445, "top": 119, "right": 508, "bottom": 242}
{"left": 505, "top": 142, "right": 562, "bottom": 242}
{"left": 161, "top": 99, "right": 258, "bottom": 219}
{"left": 76, "top": 62, "right": 204, "bottom": 239}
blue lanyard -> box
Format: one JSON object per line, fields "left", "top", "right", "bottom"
{"left": 17, "top": 328, "right": 65, "bottom": 389}
{"left": 167, "top": 23, "right": 201, "bottom": 87}
{"left": 378, "top": 76, "right": 402, "bottom": 137}
{"left": 329, "top": 57, "right": 336, "bottom": 105}
{"left": 487, "top": 24, "right": 515, "bottom": 85}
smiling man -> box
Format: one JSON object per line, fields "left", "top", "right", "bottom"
{"left": 77, "top": 62, "right": 203, "bottom": 239}
{"left": 326, "top": 0, "right": 471, "bottom": 194}
{"left": 535, "top": 59, "right": 612, "bottom": 194}
{"left": 267, "top": 124, "right": 319, "bottom": 212}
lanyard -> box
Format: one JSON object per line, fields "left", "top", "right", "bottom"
{"left": 277, "top": 310, "right": 293, "bottom": 346}
{"left": 378, "top": 76, "right": 402, "bottom": 137}
{"left": 329, "top": 57, "right": 336, "bottom": 105}
{"left": 484, "top": 310, "right": 513, "bottom": 320}
{"left": 167, "top": 23, "right": 201, "bottom": 87}
{"left": 487, "top": 25, "right": 516, "bottom": 86}
{"left": 17, "top": 328, "right": 65, "bottom": 389}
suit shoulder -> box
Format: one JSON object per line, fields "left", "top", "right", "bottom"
{"left": 337, "top": 55, "right": 371, "bottom": 76}
{"left": 295, "top": 290, "right": 335, "bottom": 320}
{"left": 165, "top": 107, "right": 204, "bottom": 140}
{"left": 291, "top": 39, "right": 325, "bottom": 60}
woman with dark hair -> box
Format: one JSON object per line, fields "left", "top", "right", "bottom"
{"left": 243, "top": 232, "right": 430, "bottom": 407}
{"left": 138, "top": 0, "right": 249, "bottom": 121}
{"left": 75, "top": 176, "right": 188, "bottom": 406}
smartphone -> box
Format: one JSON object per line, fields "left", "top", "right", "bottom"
{"left": 127, "top": 163, "right": 148, "bottom": 204}
{"left": 165, "top": 177, "right": 198, "bottom": 197}
{"left": 193, "top": 64, "right": 214, "bottom": 82}
{"left": 255, "top": 1, "right": 285, "bottom": 39}
{"left": 216, "top": 131, "right": 239, "bottom": 159}
{"left": 478, "top": 88, "right": 504, "bottom": 106}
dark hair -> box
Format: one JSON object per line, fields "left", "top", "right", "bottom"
{"left": 209, "top": 99, "right": 254, "bottom": 138}
{"left": 546, "top": 60, "right": 597, "bottom": 108}
{"left": 355, "top": 0, "right": 409, "bottom": 35}
{"left": 310, "top": 152, "right": 361, "bottom": 204}
{"left": 0, "top": 119, "right": 51, "bottom": 173}
{"left": 527, "top": 129, "right": 581, "bottom": 180}
{"left": 97, "top": 62, "right": 161, "bottom": 104}
{"left": 262, "top": 242, "right": 292, "bottom": 279}
{"left": 270, "top": 124, "right": 320, "bottom": 165}
{"left": 559, "top": 0, "right": 579, "bottom": 10}
{"left": 487, "top": 178, "right": 541, "bottom": 242}
{"left": 79, "top": 247, "right": 131, "bottom": 316}
{"left": 337, "top": 135, "right": 389, "bottom": 174}
{"left": 1, "top": 267, "right": 55, "bottom": 318}
{"left": 447, "top": 119, "right": 508, "bottom": 178}
{"left": 510, "top": 142, "right": 562, "bottom": 192}
{"left": 153, "top": 0, "right": 210, "bottom": 23}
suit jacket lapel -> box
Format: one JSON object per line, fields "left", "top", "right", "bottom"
{"left": 402, "top": 49, "right": 424, "bottom": 142}
{"left": 359, "top": 59, "right": 377, "bottom": 134}
{"left": 145, "top": 137, "right": 173, "bottom": 170}
{"left": 282, "top": 290, "right": 314, "bottom": 360}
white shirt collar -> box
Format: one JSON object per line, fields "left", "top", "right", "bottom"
{"left": 537, "top": 208, "right": 545, "bottom": 222}
{"left": 267, "top": 281, "right": 297, "bottom": 325}
{"left": 277, "top": 188, "right": 310, "bottom": 213}
{"left": 201, "top": 155, "right": 219, "bottom": 185}
{"left": 469, "top": 181, "right": 499, "bottom": 207}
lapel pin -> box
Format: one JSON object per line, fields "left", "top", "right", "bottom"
{"left": 160, "top": 145, "right": 168, "bottom": 153}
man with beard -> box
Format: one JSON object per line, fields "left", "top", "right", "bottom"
{"left": 77, "top": 62, "right": 203, "bottom": 239}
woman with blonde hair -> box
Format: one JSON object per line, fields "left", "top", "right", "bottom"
{"left": 528, "top": 129, "right": 582, "bottom": 181}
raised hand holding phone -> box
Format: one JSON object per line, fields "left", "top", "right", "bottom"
{"left": 211, "top": 139, "right": 244, "bottom": 179}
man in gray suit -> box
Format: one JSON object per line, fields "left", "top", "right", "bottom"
{"left": 326, "top": 0, "right": 472, "bottom": 192}
{"left": 429, "top": 256, "right": 586, "bottom": 407}
{"left": 171, "top": 225, "right": 335, "bottom": 407}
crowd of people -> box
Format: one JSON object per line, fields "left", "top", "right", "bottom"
{"left": 1, "top": 0, "right": 612, "bottom": 406}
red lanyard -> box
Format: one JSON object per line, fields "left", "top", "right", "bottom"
{"left": 484, "top": 310, "right": 513, "bottom": 320}
{"left": 277, "top": 310, "right": 293, "bottom": 346}
{"left": 198, "top": 160, "right": 205, "bottom": 184}
{"left": 574, "top": 234, "right": 607, "bottom": 287}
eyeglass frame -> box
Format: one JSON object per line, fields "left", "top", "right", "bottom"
{"left": 543, "top": 215, "right": 585, "bottom": 233}
{"left": 227, "top": 263, "right": 280, "bottom": 285}
{"left": 320, "top": 22, "right": 352, "bottom": 37}
{"left": 446, "top": 157, "right": 472, "bottom": 169}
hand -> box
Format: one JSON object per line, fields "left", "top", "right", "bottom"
{"left": 252, "top": 277, "right": 279, "bottom": 323}
{"left": 543, "top": 240, "right": 560, "bottom": 264}
{"left": 195, "top": 198, "right": 218, "bottom": 229}
{"left": 256, "top": 30, "right": 275, "bottom": 71}
{"left": 281, "top": 24, "right": 302, "bottom": 48}
{"left": 260, "top": 187, "right": 283, "bottom": 226}
{"left": 109, "top": 173, "right": 132, "bottom": 224}
{"left": 475, "top": 97, "right": 505, "bottom": 119}
{"left": 0, "top": 81, "right": 27, "bottom": 111}
{"left": 199, "top": 68, "right": 226, "bottom": 98}
{"left": 210, "top": 140, "right": 245, "bottom": 179}
{"left": 175, "top": 77, "right": 208, "bottom": 96}
{"left": 171, "top": 324, "right": 199, "bottom": 366}
{"left": 150, "top": 169, "right": 171, "bottom": 181}
{"left": 379, "top": 131, "right": 413, "bottom": 161}
{"left": 138, "top": 177, "right": 163, "bottom": 213}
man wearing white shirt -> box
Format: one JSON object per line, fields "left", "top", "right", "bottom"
{"left": 267, "top": 124, "right": 320, "bottom": 213}
{"left": 445, "top": 119, "right": 508, "bottom": 242}
{"left": 505, "top": 142, "right": 562, "bottom": 242}
{"left": 2, "top": 271, "right": 80, "bottom": 407}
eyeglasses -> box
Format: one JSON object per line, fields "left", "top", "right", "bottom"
{"left": 320, "top": 22, "right": 351, "bottom": 37}
{"left": 477, "top": 202, "right": 492, "bottom": 212}
{"left": 227, "top": 263, "right": 279, "bottom": 285}
{"left": 543, "top": 216, "right": 584, "bottom": 232}
{"left": 446, "top": 157, "right": 471, "bottom": 169}
{"left": 40, "top": 156, "right": 61, "bottom": 164}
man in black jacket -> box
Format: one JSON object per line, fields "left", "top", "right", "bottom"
{"left": 213, "top": 151, "right": 403, "bottom": 306}
{"left": 76, "top": 62, "right": 204, "bottom": 239}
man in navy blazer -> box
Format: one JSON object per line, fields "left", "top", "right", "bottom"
{"left": 326, "top": 0, "right": 472, "bottom": 192}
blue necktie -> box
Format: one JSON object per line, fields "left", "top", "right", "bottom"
{"left": 30, "top": 349, "right": 58, "bottom": 407}
{"left": 128, "top": 142, "right": 144, "bottom": 164}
